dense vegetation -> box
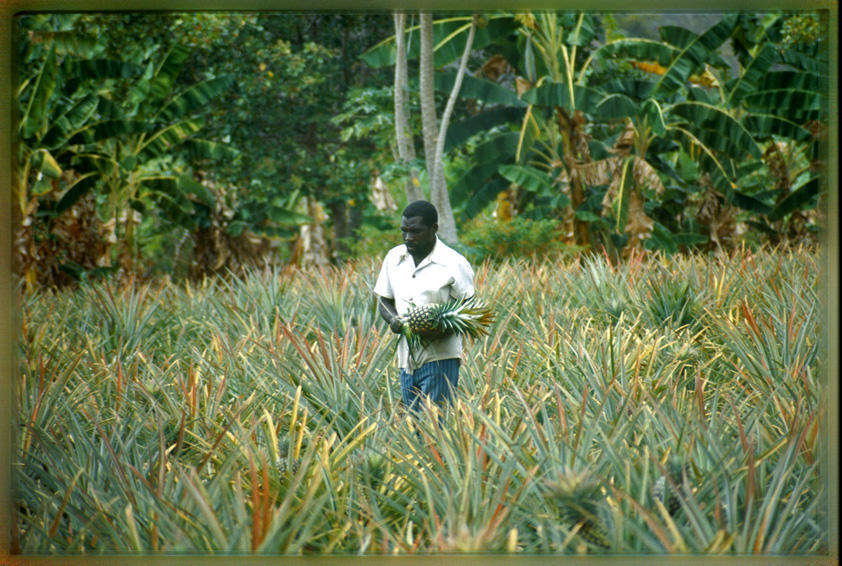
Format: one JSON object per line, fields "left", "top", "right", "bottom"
{"left": 14, "top": 247, "right": 826, "bottom": 554}
{"left": 14, "top": 11, "right": 828, "bottom": 288}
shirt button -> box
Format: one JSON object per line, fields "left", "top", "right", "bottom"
{"left": 412, "top": 274, "right": 416, "bottom": 278}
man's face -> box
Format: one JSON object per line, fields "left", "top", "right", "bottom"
{"left": 401, "top": 215, "right": 437, "bottom": 257}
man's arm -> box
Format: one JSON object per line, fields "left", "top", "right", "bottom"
{"left": 378, "top": 296, "right": 404, "bottom": 334}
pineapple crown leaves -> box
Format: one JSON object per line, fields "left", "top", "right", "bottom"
{"left": 398, "top": 296, "right": 494, "bottom": 345}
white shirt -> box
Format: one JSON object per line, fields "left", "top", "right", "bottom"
{"left": 374, "top": 237, "right": 475, "bottom": 373}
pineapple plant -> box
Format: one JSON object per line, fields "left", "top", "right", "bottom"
{"left": 544, "top": 468, "right": 612, "bottom": 550}
{"left": 651, "top": 457, "right": 687, "bottom": 517}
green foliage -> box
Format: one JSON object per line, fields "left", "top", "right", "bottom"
{"left": 460, "top": 216, "right": 577, "bottom": 262}
{"left": 400, "top": 12, "right": 827, "bottom": 255}
{"left": 15, "top": 14, "right": 248, "bottom": 285}
{"left": 338, "top": 216, "right": 399, "bottom": 260}
{"left": 173, "top": 14, "right": 394, "bottom": 230}
{"left": 14, "top": 248, "right": 825, "bottom": 554}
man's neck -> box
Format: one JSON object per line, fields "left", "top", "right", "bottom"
{"left": 410, "top": 239, "right": 436, "bottom": 267}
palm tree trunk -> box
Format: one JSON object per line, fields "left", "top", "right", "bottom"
{"left": 419, "top": 12, "right": 439, "bottom": 194}
{"left": 394, "top": 12, "right": 425, "bottom": 203}
{"left": 419, "top": 12, "right": 465, "bottom": 244}
{"left": 429, "top": 14, "right": 477, "bottom": 245}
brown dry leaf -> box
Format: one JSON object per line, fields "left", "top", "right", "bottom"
{"left": 574, "top": 157, "right": 621, "bottom": 189}
{"left": 695, "top": 182, "right": 736, "bottom": 252}
{"left": 632, "top": 157, "right": 665, "bottom": 195}
{"left": 625, "top": 189, "right": 655, "bottom": 251}
{"left": 611, "top": 122, "right": 635, "bottom": 156}
{"left": 515, "top": 77, "right": 534, "bottom": 96}
{"left": 481, "top": 54, "right": 513, "bottom": 83}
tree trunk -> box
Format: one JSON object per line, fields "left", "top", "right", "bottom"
{"left": 327, "top": 200, "right": 350, "bottom": 259}
{"left": 429, "top": 14, "right": 476, "bottom": 245}
{"left": 419, "top": 12, "right": 439, "bottom": 192}
{"left": 394, "top": 12, "right": 425, "bottom": 203}
{"left": 557, "top": 107, "right": 591, "bottom": 247}
{"left": 419, "top": 12, "right": 462, "bottom": 244}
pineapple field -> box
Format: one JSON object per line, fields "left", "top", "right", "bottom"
{"left": 12, "top": 246, "right": 829, "bottom": 555}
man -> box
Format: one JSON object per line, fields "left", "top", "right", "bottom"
{"left": 374, "top": 200, "right": 475, "bottom": 413}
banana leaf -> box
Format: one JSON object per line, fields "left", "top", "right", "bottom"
{"left": 594, "top": 93, "right": 638, "bottom": 120}
{"left": 66, "top": 120, "right": 153, "bottom": 145}
{"left": 651, "top": 14, "right": 736, "bottom": 95}
{"left": 743, "top": 89, "right": 823, "bottom": 122}
{"left": 444, "top": 107, "right": 526, "bottom": 152}
{"left": 743, "top": 114, "right": 814, "bottom": 142}
{"left": 728, "top": 190, "right": 773, "bottom": 215}
{"left": 659, "top": 25, "right": 729, "bottom": 68}
{"left": 139, "top": 119, "right": 205, "bottom": 158}
{"left": 148, "top": 43, "right": 191, "bottom": 100}
{"left": 498, "top": 164, "right": 554, "bottom": 195}
{"left": 174, "top": 174, "right": 216, "bottom": 208}
{"left": 182, "top": 139, "right": 239, "bottom": 162}
{"left": 21, "top": 46, "right": 58, "bottom": 139}
{"left": 564, "top": 13, "right": 599, "bottom": 47}
{"left": 521, "top": 82, "right": 603, "bottom": 113}
{"left": 434, "top": 72, "right": 526, "bottom": 108}
{"left": 659, "top": 25, "right": 699, "bottom": 49}
{"left": 598, "top": 78, "right": 660, "bottom": 101}
{"left": 142, "top": 178, "right": 199, "bottom": 223}
{"left": 54, "top": 172, "right": 99, "bottom": 214}
{"left": 30, "top": 149, "right": 62, "bottom": 179}
{"left": 459, "top": 177, "right": 510, "bottom": 220}
{"left": 62, "top": 59, "right": 143, "bottom": 94}
{"left": 648, "top": 221, "right": 679, "bottom": 253}
{"left": 642, "top": 99, "right": 667, "bottom": 136}
{"left": 767, "top": 179, "right": 819, "bottom": 221}
{"left": 595, "top": 38, "right": 676, "bottom": 67}
{"left": 669, "top": 101, "right": 761, "bottom": 159}
{"left": 726, "top": 44, "right": 778, "bottom": 104}
{"left": 26, "top": 28, "right": 98, "bottom": 57}
{"left": 361, "top": 15, "right": 517, "bottom": 69}
{"left": 780, "top": 49, "right": 827, "bottom": 73}
{"left": 40, "top": 93, "right": 100, "bottom": 148}
{"left": 158, "top": 75, "right": 235, "bottom": 122}
{"left": 760, "top": 71, "right": 825, "bottom": 92}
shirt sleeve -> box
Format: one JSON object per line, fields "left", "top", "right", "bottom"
{"left": 373, "top": 253, "right": 394, "bottom": 299}
{"left": 450, "top": 256, "right": 475, "bottom": 300}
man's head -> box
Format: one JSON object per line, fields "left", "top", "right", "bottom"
{"left": 401, "top": 200, "right": 438, "bottom": 259}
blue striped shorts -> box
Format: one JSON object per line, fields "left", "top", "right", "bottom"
{"left": 400, "top": 358, "right": 460, "bottom": 413}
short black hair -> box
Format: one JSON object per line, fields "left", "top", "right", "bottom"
{"left": 402, "top": 200, "right": 438, "bottom": 227}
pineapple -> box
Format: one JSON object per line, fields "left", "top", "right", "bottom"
{"left": 404, "top": 304, "right": 439, "bottom": 335}
{"left": 651, "top": 457, "right": 686, "bottom": 516}
{"left": 396, "top": 297, "right": 494, "bottom": 360}
{"left": 398, "top": 296, "right": 493, "bottom": 338}
{"left": 544, "top": 468, "right": 611, "bottom": 550}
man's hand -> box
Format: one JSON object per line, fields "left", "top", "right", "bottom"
{"left": 388, "top": 316, "right": 404, "bottom": 334}
{"left": 379, "top": 296, "right": 405, "bottom": 334}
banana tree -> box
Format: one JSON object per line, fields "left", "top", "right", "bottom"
{"left": 16, "top": 15, "right": 239, "bottom": 284}
{"left": 588, "top": 12, "right": 825, "bottom": 250}
{"left": 724, "top": 13, "right": 826, "bottom": 243}
{"left": 442, "top": 12, "right": 824, "bottom": 255}
{"left": 15, "top": 15, "right": 145, "bottom": 287}
{"left": 60, "top": 42, "right": 237, "bottom": 273}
